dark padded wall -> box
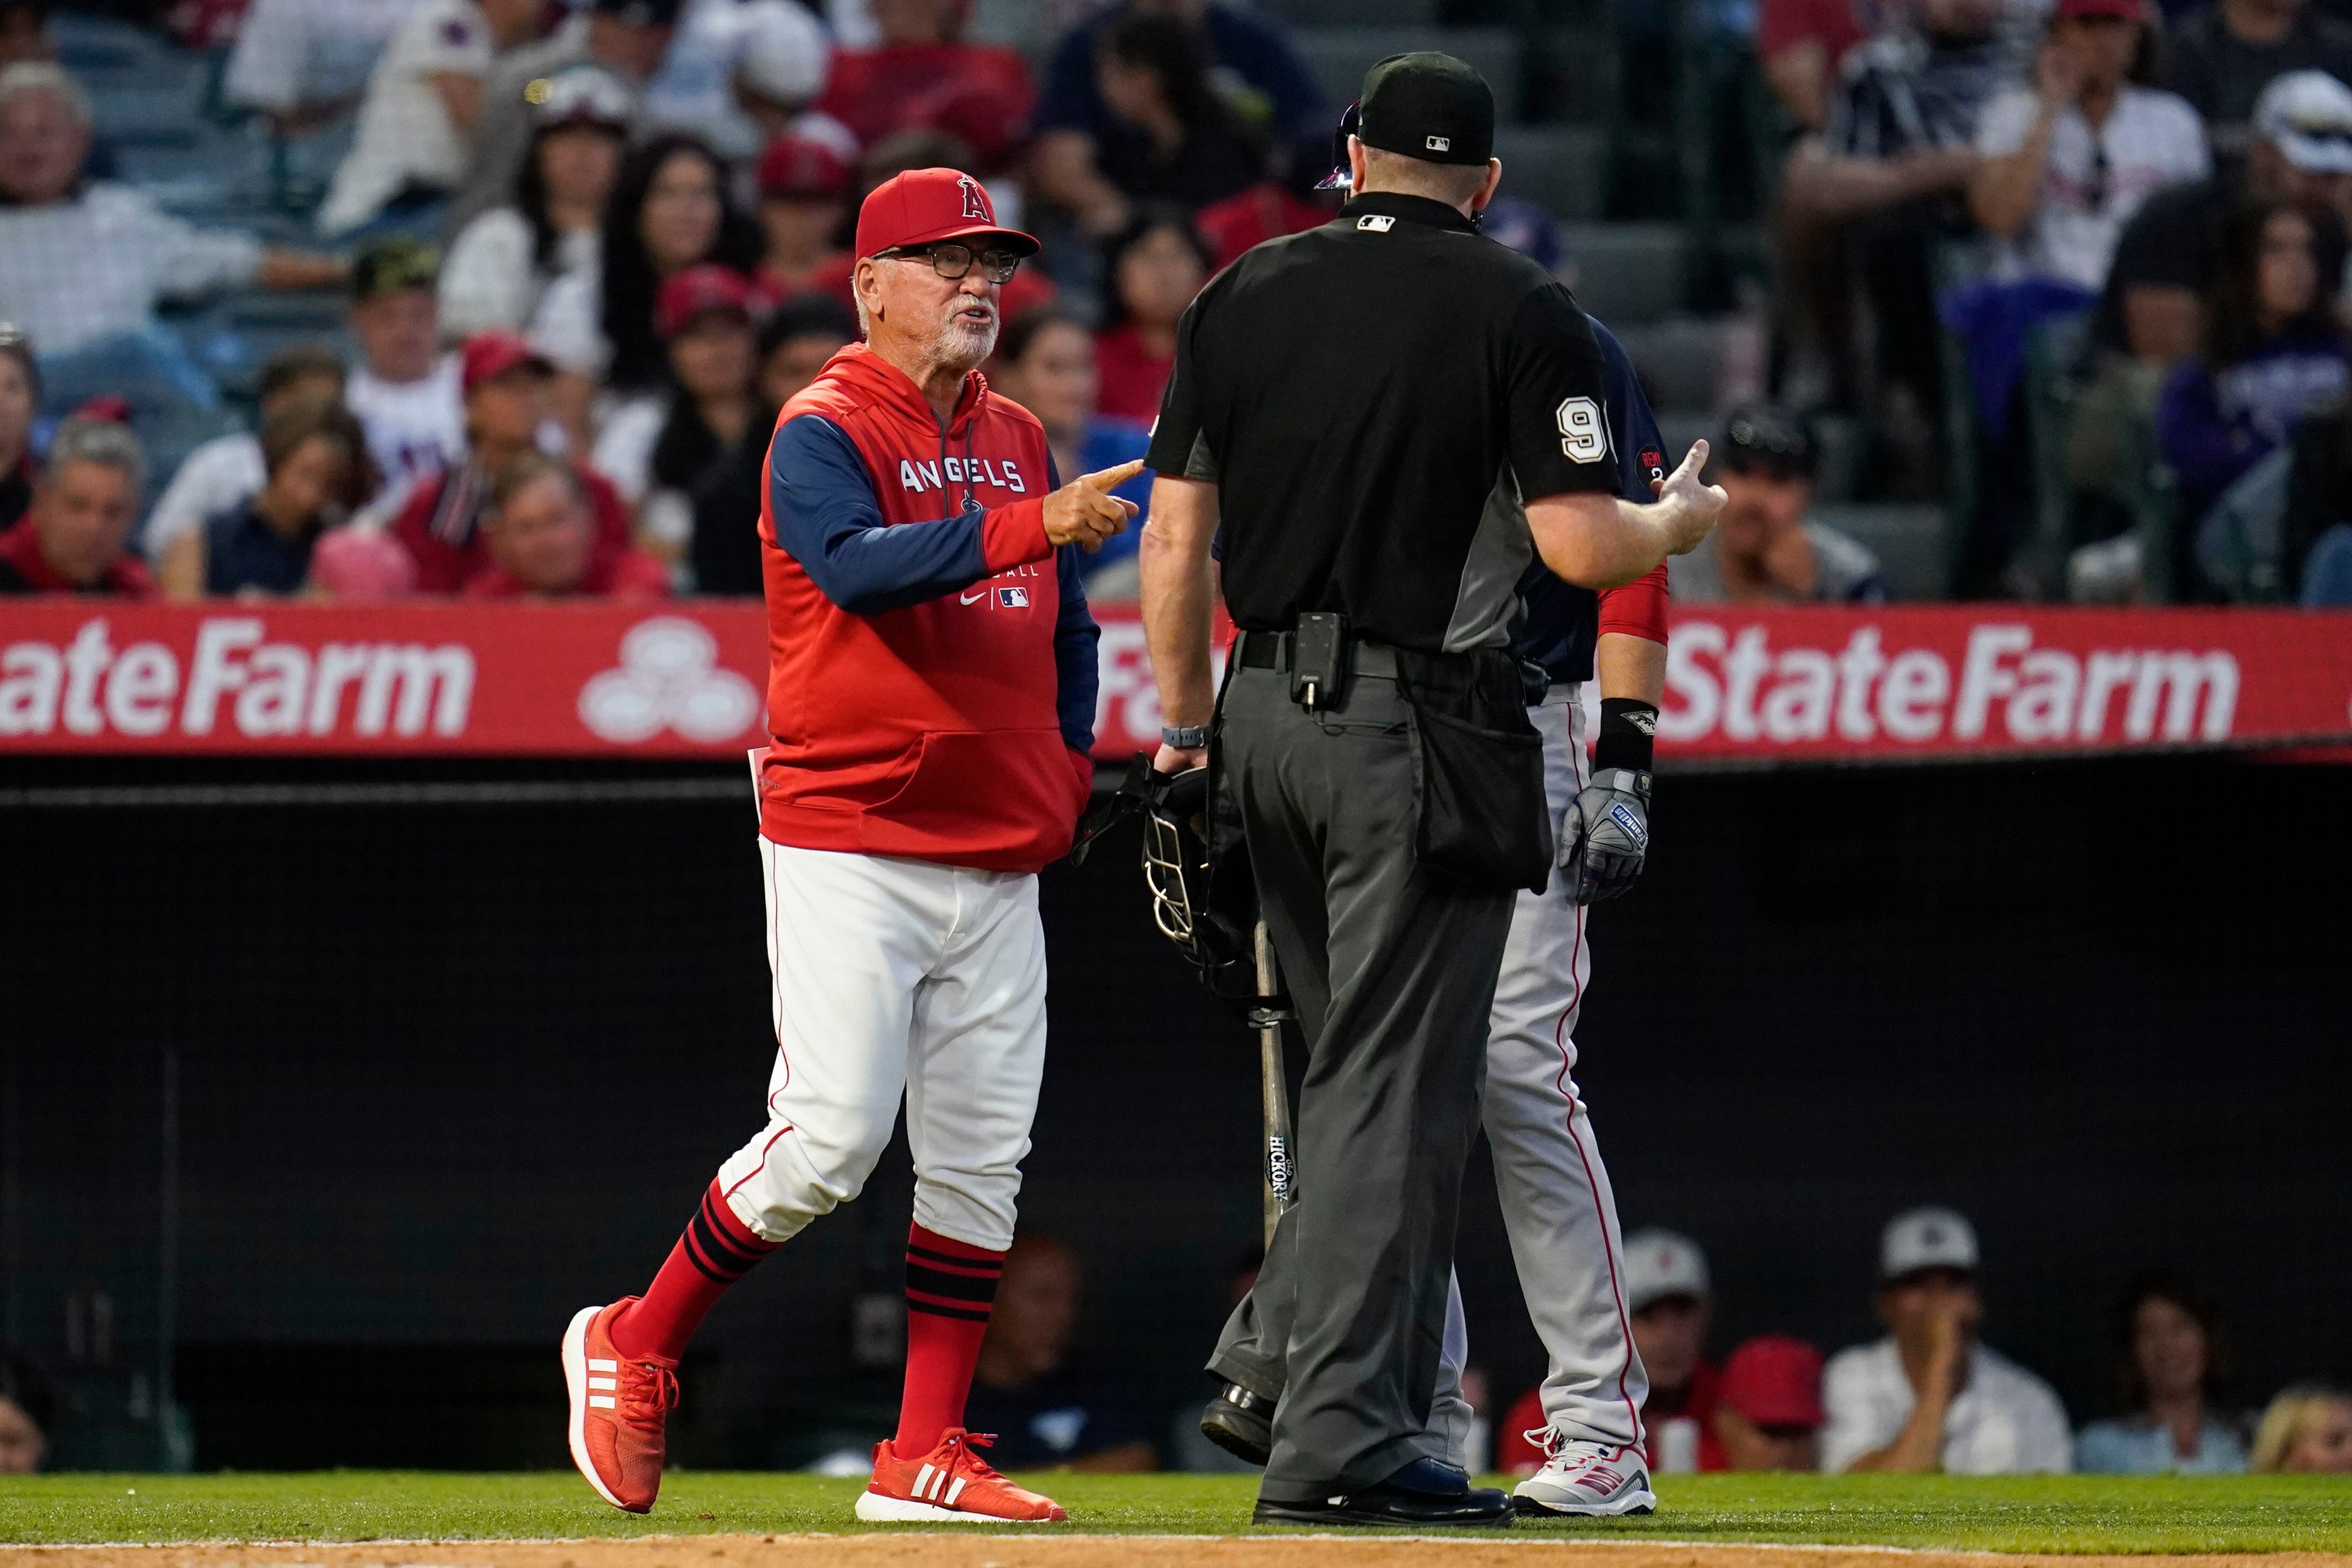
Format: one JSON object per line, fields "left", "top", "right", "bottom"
{"left": 4, "top": 754, "right": 2345, "bottom": 1468}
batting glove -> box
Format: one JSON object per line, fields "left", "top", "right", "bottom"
{"left": 1560, "top": 768, "right": 1651, "bottom": 905}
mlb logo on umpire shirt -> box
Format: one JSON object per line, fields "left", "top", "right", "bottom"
{"left": 997, "top": 587, "right": 1030, "bottom": 608}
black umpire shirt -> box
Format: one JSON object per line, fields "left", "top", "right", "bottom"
{"left": 1145, "top": 190, "right": 1620, "bottom": 651}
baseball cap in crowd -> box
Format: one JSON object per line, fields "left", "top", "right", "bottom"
{"left": 2255, "top": 71, "right": 2352, "bottom": 174}
{"left": 656, "top": 264, "right": 760, "bottom": 340}
{"left": 1358, "top": 52, "right": 1495, "bottom": 168}
{"left": 855, "top": 167, "right": 1038, "bottom": 260}
{"left": 352, "top": 238, "right": 439, "bottom": 303}
{"left": 1720, "top": 1336, "right": 1826, "bottom": 1430}
{"left": 1719, "top": 405, "right": 1817, "bottom": 480}
{"left": 530, "top": 65, "right": 633, "bottom": 132}
{"left": 1880, "top": 1206, "right": 1979, "bottom": 1282}
{"left": 760, "top": 132, "right": 853, "bottom": 201}
{"left": 591, "top": 0, "right": 683, "bottom": 25}
{"left": 461, "top": 330, "right": 555, "bottom": 394}
{"left": 735, "top": 0, "right": 830, "bottom": 106}
{"left": 1622, "top": 1229, "right": 1710, "bottom": 1313}
{"left": 2053, "top": 0, "right": 2145, "bottom": 20}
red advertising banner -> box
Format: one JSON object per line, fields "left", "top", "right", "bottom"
{"left": 1, "top": 601, "right": 2346, "bottom": 764}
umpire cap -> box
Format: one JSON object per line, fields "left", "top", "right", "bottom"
{"left": 1356, "top": 52, "right": 1495, "bottom": 167}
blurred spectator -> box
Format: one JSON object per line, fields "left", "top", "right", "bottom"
{"left": 0, "top": 416, "right": 152, "bottom": 596}
{"left": 686, "top": 290, "right": 853, "bottom": 593}
{"left": 753, "top": 131, "right": 856, "bottom": 312}
{"left": 1758, "top": 0, "right": 1875, "bottom": 131}
{"left": 2167, "top": 0, "right": 2352, "bottom": 166}
{"left": 2282, "top": 389, "right": 2352, "bottom": 602}
{"left": 592, "top": 262, "right": 760, "bottom": 561}
{"left": 0, "top": 1349, "right": 54, "bottom": 1473}
{"left": 1093, "top": 205, "right": 1210, "bottom": 423}
{"left": 464, "top": 447, "right": 668, "bottom": 597}
{"left": 2156, "top": 196, "right": 2349, "bottom": 534}
{"left": 0, "top": 63, "right": 346, "bottom": 413}
{"left": 813, "top": 0, "right": 1035, "bottom": 175}
{"left": 345, "top": 240, "right": 467, "bottom": 507}
{"left": 1192, "top": 127, "right": 1340, "bottom": 269}
{"left": 1669, "top": 407, "right": 1889, "bottom": 602}
{"left": 990, "top": 304, "right": 1152, "bottom": 593}
{"left": 2250, "top": 1385, "right": 2352, "bottom": 1471}
{"left": 309, "top": 524, "right": 420, "bottom": 599}
{"left": 1781, "top": 0, "right": 2009, "bottom": 418}
{"left": 534, "top": 132, "right": 761, "bottom": 400}
{"left": 391, "top": 331, "right": 632, "bottom": 590}
{"left": 1, "top": 0, "right": 54, "bottom": 68}
{"left": 158, "top": 399, "right": 372, "bottom": 598}
{"left": 1034, "top": 0, "right": 1322, "bottom": 240}
{"left": 0, "top": 324, "right": 33, "bottom": 531}
{"left": 223, "top": 0, "right": 414, "bottom": 137}
{"left": 2074, "top": 1272, "right": 2248, "bottom": 1473}
{"left": 1821, "top": 1207, "right": 2072, "bottom": 1474}
{"left": 1970, "top": 0, "right": 2209, "bottom": 292}
{"left": 962, "top": 1234, "right": 1156, "bottom": 1472}
{"left": 450, "top": 0, "right": 682, "bottom": 239}
{"left": 1498, "top": 1229, "right": 1725, "bottom": 1476}
{"left": 440, "top": 66, "right": 632, "bottom": 341}
{"left": 1715, "top": 1336, "right": 1827, "bottom": 1472}
{"left": 1167, "top": 1250, "right": 1262, "bottom": 1473}
{"left": 143, "top": 343, "right": 347, "bottom": 559}
{"left": 1063, "top": 9, "right": 1266, "bottom": 235}
{"left": 642, "top": 0, "right": 828, "bottom": 158}
{"left": 318, "top": 0, "right": 546, "bottom": 238}
{"left": 166, "top": 0, "right": 249, "bottom": 53}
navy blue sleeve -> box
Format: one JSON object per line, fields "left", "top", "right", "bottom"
{"left": 768, "top": 416, "right": 991, "bottom": 614}
{"left": 1214, "top": 10, "right": 1327, "bottom": 133}
{"left": 1594, "top": 320, "right": 1668, "bottom": 505}
{"left": 1054, "top": 546, "right": 1100, "bottom": 753}
{"left": 1033, "top": 22, "right": 1104, "bottom": 135}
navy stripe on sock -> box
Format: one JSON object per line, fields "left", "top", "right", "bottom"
{"left": 906, "top": 1242, "right": 1002, "bottom": 1272}
{"left": 906, "top": 1262, "right": 999, "bottom": 1304}
{"left": 906, "top": 1299, "right": 993, "bottom": 1323}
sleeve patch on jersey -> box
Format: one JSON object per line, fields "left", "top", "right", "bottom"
{"left": 1557, "top": 396, "right": 1608, "bottom": 463}
{"left": 1640, "top": 446, "right": 1664, "bottom": 479}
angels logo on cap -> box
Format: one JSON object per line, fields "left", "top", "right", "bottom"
{"left": 959, "top": 176, "right": 989, "bottom": 220}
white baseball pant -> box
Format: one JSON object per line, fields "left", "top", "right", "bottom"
{"left": 713, "top": 839, "right": 1048, "bottom": 1252}
{"left": 1431, "top": 683, "right": 1649, "bottom": 1459}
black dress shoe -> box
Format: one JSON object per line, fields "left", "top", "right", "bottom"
{"left": 1253, "top": 1458, "right": 1513, "bottom": 1528}
{"left": 1200, "top": 1383, "right": 1274, "bottom": 1466}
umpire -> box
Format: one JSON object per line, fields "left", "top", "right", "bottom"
{"left": 1139, "top": 54, "right": 1724, "bottom": 1528}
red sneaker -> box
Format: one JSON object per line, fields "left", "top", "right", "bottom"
{"left": 854, "top": 1428, "right": 1068, "bottom": 1523}
{"left": 561, "top": 1298, "right": 679, "bottom": 1513}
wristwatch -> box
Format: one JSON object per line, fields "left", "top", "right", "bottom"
{"left": 1161, "top": 724, "right": 1210, "bottom": 749}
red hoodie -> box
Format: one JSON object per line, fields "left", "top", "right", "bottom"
{"left": 755, "top": 342, "right": 1102, "bottom": 874}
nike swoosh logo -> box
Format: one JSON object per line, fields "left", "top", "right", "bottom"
{"left": 960, "top": 589, "right": 989, "bottom": 604}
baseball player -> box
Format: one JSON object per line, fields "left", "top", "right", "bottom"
{"left": 1201, "top": 316, "right": 1698, "bottom": 1519}
{"left": 561, "top": 166, "right": 1142, "bottom": 1524}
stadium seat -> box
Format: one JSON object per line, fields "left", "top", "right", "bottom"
{"left": 1814, "top": 503, "right": 1953, "bottom": 601}
{"left": 1288, "top": 28, "right": 1524, "bottom": 121}
{"left": 1492, "top": 125, "right": 1608, "bottom": 221}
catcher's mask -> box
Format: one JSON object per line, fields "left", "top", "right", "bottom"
{"left": 1071, "top": 756, "right": 1260, "bottom": 1006}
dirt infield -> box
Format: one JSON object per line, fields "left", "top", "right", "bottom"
{"left": 10, "top": 1538, "right": 2352, "bottom": 1568}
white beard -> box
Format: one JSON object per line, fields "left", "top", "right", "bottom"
{"left": 936, "top": 303, "right": 999, "bottom": 370}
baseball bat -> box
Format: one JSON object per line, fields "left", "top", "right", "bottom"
{"left": 1250, "top": 919, "right": 1295, "bottom": 1251}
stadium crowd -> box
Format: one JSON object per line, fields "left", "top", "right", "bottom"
{"left": 1, "top": 0, "right": 2349, "bottom": 604}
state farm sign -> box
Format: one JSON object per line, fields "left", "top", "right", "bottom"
{"left": 0, "top": 602, "right": 2344, "bottom": 762}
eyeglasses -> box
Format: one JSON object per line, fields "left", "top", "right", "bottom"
{"left": 883, "top": 242, "right": 1023, "bottom": 284}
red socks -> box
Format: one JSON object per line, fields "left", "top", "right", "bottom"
{"left": 609, "top": 1182, "right": 780, "bottom": 1363}
{"left": 892, "top": 1224, "right": 1005, "bottom": 1456}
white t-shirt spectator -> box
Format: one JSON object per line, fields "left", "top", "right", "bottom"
{"left": 143, "top": 431, "right": 266, "bottom": 557}
{"left": 528, "top": 255, "right": 611, "bottom": 379}
{"left": 440, "top": 210, "right": 601, "bottom": 340}
{"left": 644, "top": 0, "right": 831, "bottom": 159}
{"left": 347, "top": 355, "right": 466, "bottom": 496}
{"left": 1974, "top": 84, "right": 2209, "bottom": 290}
{"left": 0, "top": 185, "right": 263, "bottom": 355}
{"left": 318, "top": 0, "right": 502, "bottom": 234}
{"left": 225, "top": 0, "right": 421, "bottom": 116}
{"left": 1820, "top": 1338, "right": 2074, "bottom": 1474}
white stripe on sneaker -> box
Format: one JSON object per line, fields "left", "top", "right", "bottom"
{"left": 588, "top": 1377, "right": 617, "bottom": 1391}
{"left": 588, "top": 1358, "right": 617, "bottom": 1371}
{"left": 588, "top": 1395, "right": 616, "bottom": 1410}
{"left": 943, "top": 1477, "right": 967, "bottom": 1507}
{"left": 913, "top": 1463, "right": 935, "bottom": 1500}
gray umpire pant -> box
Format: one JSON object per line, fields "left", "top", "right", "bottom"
{"left": 1206, "top": 661, "right": 1516, "bottom": 1501}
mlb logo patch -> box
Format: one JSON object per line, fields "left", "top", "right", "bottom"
{"left": 1425, "top": 135, "right": 1451, "bottom": 153}
{"left": 997, "top": 587, "right": 1030, "bottom": 608}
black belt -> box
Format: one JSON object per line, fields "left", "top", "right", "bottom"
{"left": 1234, "top": 629, "right": 1398, "bottom": 678}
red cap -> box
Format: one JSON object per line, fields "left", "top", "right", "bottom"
{"left": 655, "top": 264, "right": 759, "bottom": 340}
{"left": 1719, "top": 1336, "right": 1826, "bottom": 1430}
{"left": 2055, "top": 0, "right": 2145, "bottom": 20}
{"left": 461, "top": 331, "right": 554, "bottom": 394}
{"left": 855, "top": 167, "right": 1038, "bottom": 261}
{"left": 759, "top": 133, "right": 853, "bottom": 200}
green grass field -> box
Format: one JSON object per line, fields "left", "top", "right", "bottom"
{"left": 5, "top": 1472, "right": 2352, "bottom": 1554}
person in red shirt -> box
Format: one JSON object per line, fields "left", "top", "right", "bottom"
{"left": 1093, "top": 206, "right": 1213, "bottom": 421}
{"left": 1758, "top": 0, "right": 1872, "bottom": 131}
{"left": 0, "top": 417, "right": 152, "bottom": 597}
{"left": 392, "top": 331, "right": 632, "bottom": 591}
{"left": 1498, "top": 1229, "right": 1726, "bottom": 1476}
{"left": 1194, "top": 133, "right": 1340, "bottom": 268}
{"left": 815, "top": 0, "right": 1034, "bottom": 173}
{"left": 462, "top": 450, "right": 668, "bottom": 599}
{"left": 754, "top": 131, "right": 858, "bottom": 314}
{"left": 1714, "top": 1335, "right": 1827, "bottom": 1471}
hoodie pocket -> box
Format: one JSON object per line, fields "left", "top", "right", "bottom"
{"left": 869, "top": 727, "right": 1084, "bottom": 848}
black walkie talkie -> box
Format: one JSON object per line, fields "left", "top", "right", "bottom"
{"left": 1291, "top": 613, "right": 1348, "bottom": 712}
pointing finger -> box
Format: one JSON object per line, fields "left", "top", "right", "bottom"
{"left": 1082, "top": 458, "right": 1148, "bottom": 491}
